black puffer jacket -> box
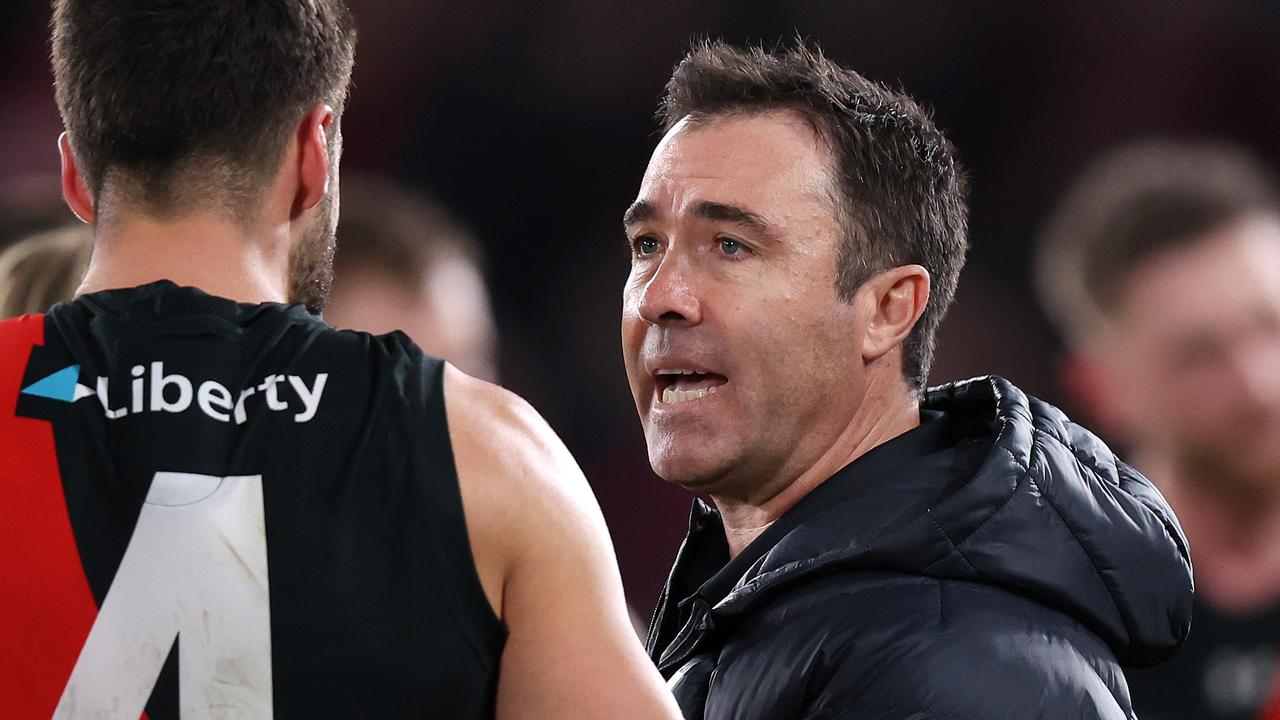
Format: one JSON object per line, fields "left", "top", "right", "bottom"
{"left": 647, "top": 376, "right": 1194, "bottom": 719}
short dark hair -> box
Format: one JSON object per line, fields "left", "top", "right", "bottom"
{"left": 51, "top": 0, "right": 357, "bottom": 219}
{"left": 659, "top": 39, "right": 969, "bottom": 391}
{"left": 333, "top": 176, "right": 483, "bottom": 293}
{"left": 1035, "top": 140, "right": 1280, "bottom": 345}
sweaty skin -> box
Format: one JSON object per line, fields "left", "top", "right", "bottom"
{"left": 621, "top": 112, "right": 929, "bottom": 556}
{"left": 446, "top": 367, "right": 681, "bottom": 718}
{"left": 66, "top": 103, "right": 681, "bottom": 720}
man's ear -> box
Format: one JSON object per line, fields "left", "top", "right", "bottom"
{"left": 59, "top": 132, "right": 95, "bottom": 224}
{"left": 859, "top": 264, "right": 931, "bottom": 362}
{"left": 292, "top": 104, "right": 335, "bottom": 217}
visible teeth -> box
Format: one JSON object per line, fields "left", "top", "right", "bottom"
{"left": 657, "top": 368, "right": 699, "bottom": 376}
{"left": 661, "top": 385, "right": 719, "bottom": 404}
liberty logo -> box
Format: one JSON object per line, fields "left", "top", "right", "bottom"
{"left": 22, "top": 363, "right": 328, "bottom": 424}
{"left": 19, "top": 364, "right": 95, "bottom": 403}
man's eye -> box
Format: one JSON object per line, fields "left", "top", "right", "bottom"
{"left": 719, "top": 238, "right": 747, "bottom": 256}
{"left": 632, "top": 237, "right": 659, "bottom": 256}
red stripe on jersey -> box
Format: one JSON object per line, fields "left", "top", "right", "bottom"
{"left": 0, "top": 315, "right": 102, "bottom": 716}
{"left": 1260, "top": 667, "right": 1280, "bottom": 720}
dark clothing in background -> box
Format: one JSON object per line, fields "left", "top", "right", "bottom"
{"left": 1127, "top": 598, "right": 1280, "bottom": 720}
{"left": 648, "top": 376, "right": 1194, "bottom": 720}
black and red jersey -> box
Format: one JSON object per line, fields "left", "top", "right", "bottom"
{"left": 0, "top": 281, "right": 505, "bottom": 719}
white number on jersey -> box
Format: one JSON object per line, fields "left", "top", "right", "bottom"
{"left": 55, "top": 472, "right": 273, "bottom": 719}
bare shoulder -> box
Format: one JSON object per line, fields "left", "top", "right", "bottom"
{"left": 442, "top": 363, "right": 599, "bottom": 517}
{"left": 443, "top": 363, "right": 582, "bottom": 484}
{"left": 441, "top": 363, "right": 607, "bottom": 616}
{"left": 442, "top": 364, "right": 681, "bottom": 719}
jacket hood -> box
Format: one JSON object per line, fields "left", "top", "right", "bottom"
{"left": 710, "top": 375, "right": 1194, "bottom": 667}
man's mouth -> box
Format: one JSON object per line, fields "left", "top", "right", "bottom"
{"left": 654, "top": 368, "right": 729, "bottom": 405}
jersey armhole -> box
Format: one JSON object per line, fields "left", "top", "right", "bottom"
{"left": 422, "top": 359, "right": 508, "bottom": 659}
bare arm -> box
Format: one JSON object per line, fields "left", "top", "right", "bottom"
{"left": 444, "top": 364, "right": 681, "bottom": 720}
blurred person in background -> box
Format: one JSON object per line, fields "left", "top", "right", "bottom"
{"left": 325, "top": 176, "right": 498, "bottom": 381}
{"left": 0, "top": 224, "right": 91, "bottom": 318}
{"left": 0, "top": 177, "right": 91, "bottom": 317}
{"left": 0, "top": 176, "right": 82, "bottom": 251}
{"left": 0, "top": 1, "right": 680, "bottom": 717}
{"left": 623, "top": 40, "right": 1193, "bottom": 719}
{"left": 1037, "top": 140, "right": 1280, "bottom": 720}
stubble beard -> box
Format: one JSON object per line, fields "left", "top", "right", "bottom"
{"left": 287, "top": 194, "right": 336, "bottom": 315}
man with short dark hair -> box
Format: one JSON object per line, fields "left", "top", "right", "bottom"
{"left": 1036, "top": 141, "right": 1280, "bottom": 720}
{"left": 0, "top": 2, "right": 680, "bottom": 718}
{"left": 623, "top": 40, "right": 1194, "bottom": 719}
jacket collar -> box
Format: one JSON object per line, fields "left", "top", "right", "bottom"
{"left": 648, "top": 376, "right": 1194, "bottom": 669}
{"left": 647, "top": 410, "right": 955, "bottom": 666}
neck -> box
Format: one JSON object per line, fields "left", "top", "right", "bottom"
{"left": 77, "top": 211, "right": 290, "bottom": 304}
{"left": 713, "top": 377, "right": 921, "bottom": 558}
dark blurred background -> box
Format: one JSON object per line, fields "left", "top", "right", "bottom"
{"left": 4, "top": 0, "right": 1279, "bottom": 616}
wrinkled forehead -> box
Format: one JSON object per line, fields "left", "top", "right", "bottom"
{"left": 637, "top": 111, "right": 839, "bottom": 217}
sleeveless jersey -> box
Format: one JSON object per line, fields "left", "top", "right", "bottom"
{"left": 0, "top": 281, "right": 506, "bottom": 719}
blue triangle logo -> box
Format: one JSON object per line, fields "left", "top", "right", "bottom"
{"left": 21, "top": 365, "right": 83, "bottom": 403}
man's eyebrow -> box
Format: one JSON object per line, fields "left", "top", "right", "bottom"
{"left": 692, "top": 201, "right": 772, "bottom": 234}
{"left": 623, "top": 200, "right": 656, "bottom": 228}
{"left": 622, "top": 198, "right": 776, "bottom": 238}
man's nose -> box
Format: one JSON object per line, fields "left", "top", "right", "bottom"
{"left": 638, "top": 253, "right": 702, "bottom": 327}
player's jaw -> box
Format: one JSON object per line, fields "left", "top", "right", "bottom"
{"left": 287, "top": 192, "right": 338, "bottom": 314}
